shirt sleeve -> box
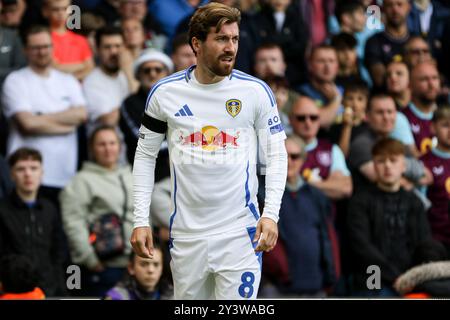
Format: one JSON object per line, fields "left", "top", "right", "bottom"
{"left": 132, "top": 91, "right": 167, "bottom": 228}
{"left": 330, "top": 144, "right": 351, "bottom": 176}
{"left": 1, "top": 72, "right": 31, "bottom": 118}
{"left": 390, "top": 112, "right": 415, "bottom": 146}
{"left": 254, "top": 84, "right": 287, "bottom": 223}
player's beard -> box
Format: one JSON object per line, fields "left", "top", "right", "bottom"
{"left": 210, "top": 55, "right": 235, "bottom": 77}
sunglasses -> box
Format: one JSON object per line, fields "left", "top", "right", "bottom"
{"left": 141, "top": 66, "right": 165, "bottom": 75}
{"left": 294, "top": 114, "right": 319, "bottom": 122}
{"left": 408, "top": 48, "right": 430, "bottom": 55}
{"left": 288, "top": 153, "right": 302, "bottom": 160}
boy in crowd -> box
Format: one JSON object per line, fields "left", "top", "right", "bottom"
{"left": 347, "top": 138, "right": 432, "bottom": 296}
{"left": 329, "top": 79, "right": 370, "bottom": 157}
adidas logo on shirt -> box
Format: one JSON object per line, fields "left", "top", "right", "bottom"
{"left": 175, "top": 104, "right": 194, "bottom": 117}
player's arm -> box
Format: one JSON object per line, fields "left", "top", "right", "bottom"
{"left": 130, "top": 95, "right": 166, "bottom": 258}
{"left": 253, "top": 86, "right": 288, "bottom": 252}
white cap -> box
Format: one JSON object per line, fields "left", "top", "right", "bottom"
{"left": 133, "top": 49, "right": 174, "bottom": 76}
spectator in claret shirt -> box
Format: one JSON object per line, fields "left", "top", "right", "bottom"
{"left": 42, "top": 0, "right": 94, "bottom": 80}
{"left": 420, "top": 106, "right": 450, "bottom": 258}
{"left": 364, "top": 0, "right": 411, "bottom": 89}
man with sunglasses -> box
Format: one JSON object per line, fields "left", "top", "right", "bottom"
{"left": 120, "top": 49, "right": 173, "bottom": 169}
{"left": 289, "top": 96, "right": 352, "bottom": 200}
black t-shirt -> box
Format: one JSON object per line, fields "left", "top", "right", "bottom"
{"left": 364, "top": 31, "right": 410, "bottom": 68}
{"left": 328, "top": 122, "right": 370, "bottom": 146}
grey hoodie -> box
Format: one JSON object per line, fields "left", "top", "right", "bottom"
{"left": 60, "top": 162, "right": 134, "bottom": 269}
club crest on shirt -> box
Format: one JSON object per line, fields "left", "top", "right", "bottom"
{"left": 317, "top": 151, "right": 331, "bottom": 167}
{"left": 432, "top": 165, "right": 444, "bottom": 176}
{"left": 411, "top": 123, "right": 421, "bottom": 134}
{"left": 446, "top": 177, "right": 450, "bottom": 195}
{"left": 226, "top": 99, "right": 241, "bottom": 118}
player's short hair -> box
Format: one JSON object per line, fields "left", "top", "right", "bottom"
{"left": 344, "top": 79, "right": 370, "bottom": 99}
{"left": 188, "top": 2, "right": 241, "bottom": 54}
{"left": 372, "top": 138, "right": 406, "bottom": 158}
{"left": 23, "top": 25, "right": 51, "bottom": 46}
{"left": 8, "top": 148, "right": 42, "bottom": 168}
{"left": 334, "top": 0, "right": 365, "bottom": 23}
{"left": 330, "top": 32, "right": 357, "bottom": 51}
{"left": 432, "top": 105, "right": 450, "bottom": 123}
{"left": 367, "top": 93, "right": 394, "bottom": 112}
{"left": 309, "top": 44, "right": 336, "bottom": 60}
{"left": 95, "top": 25, "right": 124, "bottom": 48}
{"left": 285, "top": 135, "right": 307, "bottom": 160}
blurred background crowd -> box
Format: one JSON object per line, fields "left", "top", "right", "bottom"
{"left": 0, "top": 0, "right": 449, "bottom": 299}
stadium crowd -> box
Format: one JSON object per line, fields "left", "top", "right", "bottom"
{"left": 0, "top": 0, "right": 449, "bottom": 299}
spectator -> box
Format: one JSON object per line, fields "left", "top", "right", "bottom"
{"left": 348, "top": 94, "right": 424, "bottom": 190}
{"left": 0, "top": 0, "right": 26, "bottom": 85}
{"left": 83, "top": 26, "right": 133, "bottom": 134}
{"left": 266, "top": 135, "right": 338, "bottom": 297}
{"left": 0, "top": 0, "right": 27, "bottom": 156}
{"left": 60, "top": 125, "right": 134, "bottom": 297}
{"left": 289, "top": 96, "right": 352, "bottom": 200}
{"left": 253, "top": 43, "right": 286, "bottom": 79}
{"left": 0, "top": 155, "right": 12, "bottom": 199}
{"left": 403, "top": 36, "right": 433, "bottom": 68}
{"left": 0, "top": 254, "right": 46, "bottom": 300}
{"left": 347, "top": 138, "right": 433, "bottom": 297}
{"left": 407, "top": 0, "right": 450, "bottom": 66}
{"left": 402, "top": 61, "right": 441, "bottom": 155}
{"left": 329, "top": 79, "right": 370, "bottom": 157}
{"left": 297, "top": 45, "right": 344, "bottom": 128}
{"left": 386, "top": 60, "right": 411, "bottom": 110}
{"left": 2, "top": 25, "right": 87, "bottom": 202}
{"left": 119, "top": 0, "right": 166, "bottom": 51}
{"left": 121, "top": 18, "right": 145, "bottom": 60}
{"left": 364, "top": 0, "right": 411, "bottom": 89}
{"left": 119, "top": 49, "right": 172, "bottom": 168}
{"left": 104, "top": 240, "right": 173, "bottom": 300}
{"left": 252, "top": 0, "right": 308, "bottom": 86}
{"left": 0, "top": 148, "right": 66, "bottom": 296}
{"left": 330, "top": 32, "right": 363, "bottom": 87}
{"left": 420, "top": 106, "right": 450, "bottom": 256}
{"left": 170, "top": 32, "right": 196, "bottom": 72}
{"left": 148, "top": 0, "right": 208, "bottom": 39}
{"left": 265, "top": 75, "right": 294, "bottom": 135}
{"left": 299, "top": 0, "right": 335, "bottom": 47}
{"left": 42, "top": 0, "right": 94, "bottom": 80}
{"left": 93, "top": 0, "right": 121, "bottom": 25}
{"left": 0, "top": 0, "right": 26, "bottom": 29}
{"left": 333, "top": 0, "right": 379, "bottom": 86}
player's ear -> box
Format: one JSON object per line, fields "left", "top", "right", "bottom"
{"left": 191, "top": 37, "right": 201, "bottom": 55}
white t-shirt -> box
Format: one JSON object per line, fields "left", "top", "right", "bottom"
{"left": 2, "top": 67, "right": 86, "bottom": 188}
{"left": 82, "top": 67, "right": 129, "bottom": 124}
{"left": 140, "top": 68, "right": 286, "bottom": 237}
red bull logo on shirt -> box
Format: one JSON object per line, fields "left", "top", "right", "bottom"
{"left": 179, "top": 126, "right": 239, "bottom": 151}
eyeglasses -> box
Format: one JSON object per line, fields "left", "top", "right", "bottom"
{"left": 141, "top": 66, "right": 165, "bottom": 75}
{"left": 288, "top": 153, "right": 302, "bottom": 160}
{"left": 294, "top": 114, "right": 319, "bottom": 122}
{"left": 28, "top": 44, "right": 52, "bottom": 51}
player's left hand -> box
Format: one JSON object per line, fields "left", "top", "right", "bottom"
{"left": 253, "top": 217, "right": 278, "bottom": 253}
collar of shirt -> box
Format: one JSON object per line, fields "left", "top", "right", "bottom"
{"left": 305, "top": 138, "right": 318, "bottom": 152}
{"left": 408, "top": 102, "right": 435, "bottom": 120}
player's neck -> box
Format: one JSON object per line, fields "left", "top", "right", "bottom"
{"left": 194, "top": 64, "right": 225, "bottom": 84}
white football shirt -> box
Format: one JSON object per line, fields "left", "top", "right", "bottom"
{"left": 136, "top": 66, "right": 286, "bottom": 238}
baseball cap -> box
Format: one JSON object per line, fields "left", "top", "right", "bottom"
{"left": 133, "top": 49, "right": 174, "bottom": 77}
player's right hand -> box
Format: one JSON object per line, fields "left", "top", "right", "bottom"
{"left": 130, "top": 226, "right": 154, "bottom": 259}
